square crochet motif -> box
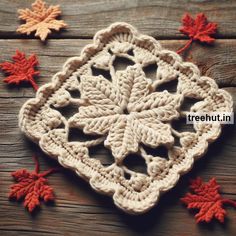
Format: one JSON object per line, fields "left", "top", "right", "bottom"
{"left": 19, "top": 22, "right": 233, "bottom": 214}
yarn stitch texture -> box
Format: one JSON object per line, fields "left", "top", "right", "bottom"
{"left": 0, "top": 50, "right": 39, "bottom": 91}
{"left": 19, "top": 22, "right": 233, "bottom": 214}
{"left": 17, "top": 0, "right": 67, "bottom": 41}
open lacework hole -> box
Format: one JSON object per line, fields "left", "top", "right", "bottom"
{"left": 156, "top": 78, "right": 178, "bottom": 93}
{"left": 123, "top": 171, "right": 131, "bottom": 180}
{"left": 142, "top": 63, "right": 158, "bottom": 80}
{"left": 173, "top": 135, "right": 181, "bottom": 147}
{"left": 142, "top": 145, "right": 169, "bottom": 160}
{"left": 88, "top": 144, "right": 113, "bottom": 166}
{"left": 123, "top": 153, "right": 148, "bottom": 175}
{"left": 91, "top": 66, "right": 112, "bottom": 81}
{"left": 172, "top": 117, "right": 195, "bottom": 133}
{"left": 68, "top": 127, "right": 101, "bottom": 143}
{"left": 50, "top": 104, "right": 79, "bottom": 120}
{"left": 113, "top": 56, "right": 134, "bottom": 71}
{"left": 67, "top": 89, "right": 81, "bottom": 98}
{"left": 127, "top": 48, "right": 134, "bottom": 56}
{"left": 180, "top": 97, "right": 202, "bottom": 111}
{"left": 107, "top": 48, "right": 113, "bottom": 55}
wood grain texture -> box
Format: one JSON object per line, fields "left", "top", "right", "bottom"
{"left": 0, "top": 0, "right": 236, "bottom": 39}
{"left": 0, "top": 1, "right": 236, "bottom": 235}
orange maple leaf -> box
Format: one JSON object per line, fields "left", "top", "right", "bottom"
{"left": 17, "top": 0, "right": 67, "bottom": 41}
{"left": 0, "top": 50, "right": 39, "bottom": 91}
{"left": 9, "top": 156, "right": 59, "bottom": 212}
{"left": 181, "top": 177, "right": 236, "bottom": 223}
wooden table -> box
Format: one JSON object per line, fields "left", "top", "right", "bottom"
{"left": 0, "top": 1, "right": 235, "bottom": 235}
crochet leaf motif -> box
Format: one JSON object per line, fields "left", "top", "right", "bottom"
{"left": 72, "top": 66, "right": 182, "bottom": 162}
{"left": 17, "top": 0, "right": 67, "bottom": 41}
{"left": 181, "top": 177, "right": 236, "bottom": 223}
{"left": 177, "top": 13, "right": 217, "bottom": 54}
{"left": 9, "top": 156, "right": 57, "bottom": 212}
{"left": 180, "top": 13, "right": 217, "bottom": 43}
{"left": 0, "top": 50, "right": 39, "bottom": 90}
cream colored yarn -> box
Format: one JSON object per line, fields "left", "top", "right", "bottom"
{"left": 19, "top": 22, "right": 233, "bottom": 214}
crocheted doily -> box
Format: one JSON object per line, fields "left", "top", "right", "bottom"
{"left": 19, "top": 22, "right": 233, "bottom": 214}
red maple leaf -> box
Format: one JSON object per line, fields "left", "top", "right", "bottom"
{"left": 9, "top": 156, "right": 59, "bottom": 212}
{"left": 181, "top": 177, "right": 236, "bottom": 223}
{"left": 0, "top": 50, "right": 39, "bottom": 91}
{"left": 177, "top": 13, "right": 217, "bottom": 54}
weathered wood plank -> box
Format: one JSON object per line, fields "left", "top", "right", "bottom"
{"left": 0, "top": 199, "right": 235, "bottom": 236}
{"left": 0, "top": 39, "right": 235, "bottom": 99}
{"left": 0, "top": 0, "right": 236, "bottom": 39}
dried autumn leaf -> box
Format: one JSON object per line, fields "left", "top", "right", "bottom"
{"left": 181, "top": 177, "right": 236, "bottom": 223}
{"left": 0, "top": 50, "right": 39, "bottom": 91}
{"left": 9, "top": 156, "right": 59, "bottom": 212}
{"left": 17, "top": 0, "right": 67, "bottom": 41}
{"left": 177, "top": 13, "right": 217, "bottom": 54}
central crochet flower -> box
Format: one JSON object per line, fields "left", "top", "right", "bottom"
{"left": 71, "top": 65, "right": 183, "bottom": 163}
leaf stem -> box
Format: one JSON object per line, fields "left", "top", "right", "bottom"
{"left": 33, "top": 155, "right": 40, "bottom": 173}
{"left": 221, "top": 198, "right": 236, "bottom": 207}
{"left": 32, "top": 155, "right": 61, "bottom": 177}
{"left": 29, "top": 79, "right": 39, "bottom": 91}
{"left": 40, "top": 167, "right": 61, "bottom": 177}
{"left": 177, "top": 38, "right": 193, "bottom": 54}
